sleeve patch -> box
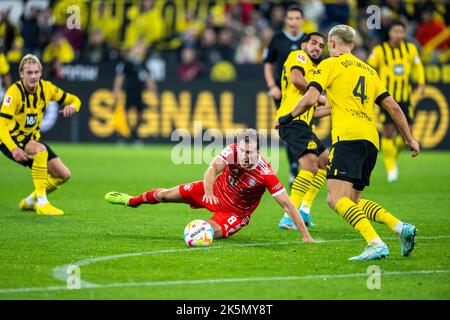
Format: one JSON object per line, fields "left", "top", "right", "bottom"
{"left": 3, "top": 95, "right": 12, "bottom": 106}
{"left": 296, "top": 53, "right": 307, "bottom": 63}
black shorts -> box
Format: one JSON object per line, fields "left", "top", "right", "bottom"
{"left": 380, "top": 102, "right": 413, "bottom": 124}
{"left": 0, "top": 138, "right": 58, "bottom": 168}
{"left": 125, "top": 94, "right": 145, "bottom": 111}
{"left": 326, "top": 140, "right": 378, "bottom": 191}
{"left": 279, "top": 120, "right": 327, "bottom": 160}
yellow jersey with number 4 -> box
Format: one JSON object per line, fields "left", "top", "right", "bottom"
{"left": 309, "top": 53, "right": 389, "bottom": 149}
{"left": 278, "top": 50, "right": 317, "bottom": 125}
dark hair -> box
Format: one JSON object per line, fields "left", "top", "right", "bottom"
{"left": 286, "top": 5, "right": 304, "bottom": 17}
{"left": 388, "top": 20, "right": 406, "bottom": 32}
{"left": 237, "top": 129, "right": 261, "bottom": 150}
{"left": 301, "top": 32, "right": 325, "bottom": 44}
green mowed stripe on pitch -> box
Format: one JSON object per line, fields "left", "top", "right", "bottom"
{"left": 0, "top": 144, "right": 449, "bottom": 299}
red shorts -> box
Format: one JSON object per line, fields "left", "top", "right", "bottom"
{"left": 179, "top": 181, "right": 250, "bottom": 238}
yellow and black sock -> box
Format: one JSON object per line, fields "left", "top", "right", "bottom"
{"left": 31, "top": 151, "right": 48, "bottom": 198}
{"left": 290, "top": 170, "right": 314, "bottom": 209}
{"left": 358, "top": 199, "right": 402, "bottom": 234}
{"left": 30, "top": 175, "right": 66, "bottom": 199}
{"left": 381, "top": 137, "right": 397, "bottom": 172}
{"left": 302, "top": 168, "right": 327, "bottom": 208}
{"left": 335, "top": 197, "right": 380, "bottom": 244}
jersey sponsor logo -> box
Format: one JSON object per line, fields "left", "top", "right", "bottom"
{"left": 183, "top": 183, "right": 193, "bottom": 191}
{"left": 25, "top": 114, "right": 37, "bottom": 128}
{"left": 307, "top": 141, "right": 317, "bottom": 150}
{"left": 4, "top": 95, "right": 12, "bottom": 106}
{"left": 297, "top": 53, "right": 307, "bottom": 63}
{"left": 394, "top": 64, "right": 405, "bottom": 75}
{"left": 248, "top": 178, "right": 256, "bottom": 186}
{"left": 228, "top": 175, "right": 238, "bottom": 187}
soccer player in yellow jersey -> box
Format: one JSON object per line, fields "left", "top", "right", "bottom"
{"left": 276, "top": 33, "right": 330, "bottom": 230}
{"left": 0, "top": 54, "right": 81, "bottom": 216}
{"left": 368, "top": 21, "right": 425, "bottom": 182}
{"left": 277, "top": 25, "right": 420, "bottom": 260}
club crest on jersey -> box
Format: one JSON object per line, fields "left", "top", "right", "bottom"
{"left": 297, "top": 53, "right": 307, "bottom": 63}
{"left": 25, "top": 114, "right": 37, "bottom": 128}
{"left": 307, "top": 141, "right": 317, "bottom": 150}
{"left": 183, "top": 183, "right": 193, "bottom": 191}
{"left": 248, "top": 178, "right": 256, "bottom": 186}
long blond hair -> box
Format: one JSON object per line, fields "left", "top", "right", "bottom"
{"left": 19, "top": 54, "right": 43, "bottom": 73}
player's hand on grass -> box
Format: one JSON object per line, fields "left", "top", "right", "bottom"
{"left": 202, "top": 193, "right": 219, "bottom": 205}
{"left": 406, "top": 139, "right": 420, "bottom": 157}
{"left": 302, "top": 233, "right": 315, "bottom": 243}
{"left": 12, "top": 147, "right": 30, "bottom": 163}
{"left": 60, "top": 105, "right": 77, "bottom": 118}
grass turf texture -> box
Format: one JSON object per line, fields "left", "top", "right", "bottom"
{"left": 0, "top": 143, "right": 449, "bottom": 299}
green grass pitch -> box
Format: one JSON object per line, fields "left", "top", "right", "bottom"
{"left": 0, "top": 143, "right": 449, "bottom": 299}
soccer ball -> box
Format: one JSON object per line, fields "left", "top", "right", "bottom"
{"left": 184, "top": 219, "right": 214, "bottom": 247}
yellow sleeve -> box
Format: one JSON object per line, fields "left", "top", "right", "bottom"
{"left": 409, "top": 43, "right": 425, "bottom": 85}
{"left": 308, "top": 58, "right": 333, "bottom": 93}
{"left": 289, "top": 51, "right": 308, "bottom": 76}
{"left": 47, "top": 81, "right": 82, "bottom": 112}
{"left": 0, "top": 53, "right": 10, "bottom": 76}
{"left": 367, "top": 46, "right": 380, "bottom": 69}
{"left": 0, "top": 86, "right": 20, "bottom": 151}
{"left": 373, "top": 72, "right": 390, "bottom": 106}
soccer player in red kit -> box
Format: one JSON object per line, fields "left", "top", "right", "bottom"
{"left": 105, "top": 129, "right": 314, "bottom": 242}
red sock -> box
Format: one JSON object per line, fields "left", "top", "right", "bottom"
{"left": 129, "top": 189, "right": 161, "bottom": 207}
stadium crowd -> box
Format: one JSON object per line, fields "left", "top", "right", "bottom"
{"left": 0, "top": 0, "right": 448, "bottom": 80}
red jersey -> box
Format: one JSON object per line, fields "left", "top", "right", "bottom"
{"left": 214, "top": 144, "right": 286, "bottom": 216}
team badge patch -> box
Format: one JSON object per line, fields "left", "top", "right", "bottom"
{"left": 297, "top": 53, "right": 307, "bottom": 63}
{"left": 307, "top": 141, "right": 317, "bottom": 150}
{"left": 248, "top": 178, "right": 256, "bottom": 186}
{"left": 4, "top": 95, "right": 12, "bottom": 106}
{"left": 183, "top": 183, "right": 193, "bottom": 191}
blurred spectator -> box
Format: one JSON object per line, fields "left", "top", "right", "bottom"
{"left": 416, "top": 10, "right": 450, "bottom": 51}
{"left": 269, "top": 5, "right": 285, "bottom": 31}
{"left": 177, "top": 47, "right": 203, "bottom": 82}
{"left": 81, "top": 28, "right": 113, "bottom": 64}
{"left": 199, "top": 27, "right": 221, "bottom": 64}
{"left": 42, "top": 32, "right": 75, "bottom": 76}
{"left": 7, "top": 36, "right": 23, "bottom": 63}
{"left": 235, "top": 27, "right": 261, "bottom": 64}
{"left": 322, "top": 0, "right": 350, "bottom": 30}
{"left": 0, "top": 10, "right": 18, "bottom": 53}
{"left": 303, "top": 0, "right": 325, "bottom": 28}
{"left": 217, "top": 28, "right": 236, "bottom": 61}
{"left": 20, "top": 5, "right": 40, "bottom": 55}
{"left": 226, "top": 1, "right": 255, "bottom": 26}
{"left": 37, "top": 7, "right": 56, "bottom": 53}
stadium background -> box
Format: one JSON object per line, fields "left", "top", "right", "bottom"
{"left": 0, "top": 0, "right": 449, "bottom": 149}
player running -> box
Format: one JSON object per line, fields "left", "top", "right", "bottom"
{"left": 0, "top": 54, "right": 81, "bottom": 215}
{"left": 105, "top": 129, "right": 314, "bottom": 242}
{"left": 277, "top": 32, "right": 330, "bottom": 230}
{"left": 277, "top": 25, "right": 419, "bottom": 260}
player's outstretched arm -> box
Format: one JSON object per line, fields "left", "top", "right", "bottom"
{"left": 380, "top": 95, "right": 420, "bottom": 157}
{"left": 202, "top": 156, "right": 227, "bottom": 205}
{"left": 274, "top": 192, "right": 315, "bottom": 243}
{"left": 276, "top": 86, "right": 321, "bottom": 128}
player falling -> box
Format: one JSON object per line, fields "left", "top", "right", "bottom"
{"left": 0, "top": 54, "right": 81, "bottom": 215}
{"left": 105, "top": 129, "right": 314, "bottom": 242}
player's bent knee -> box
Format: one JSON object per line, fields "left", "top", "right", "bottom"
{"left": 61, "top": 168, "right": 71, "bottom": 181}
{"left": 326, "top": 195, "right": 337, "bottom": 210}
{"left": 156, "top": 189, "right": 170, "bottom": 202}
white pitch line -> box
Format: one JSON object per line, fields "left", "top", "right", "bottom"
{"left": 0, "top": 269, "right": 449, "bottom": 294}
{"left": 1, "top": 235, "right": 449, "bottom": 294}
